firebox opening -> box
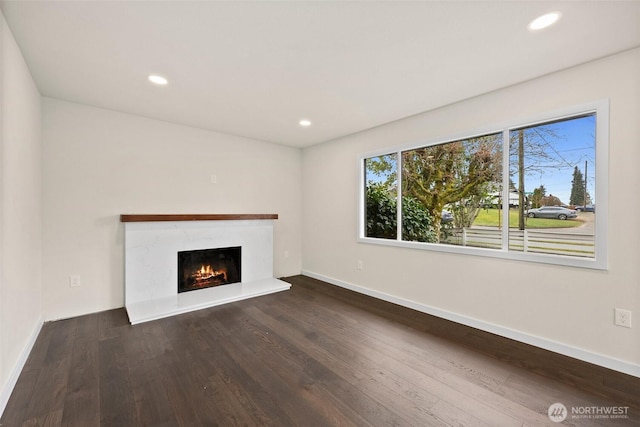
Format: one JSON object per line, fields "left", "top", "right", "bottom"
{"left": 178, "top": 246, "right": 241, "bottom": 293}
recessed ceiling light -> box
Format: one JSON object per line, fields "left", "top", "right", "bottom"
{"left": 148, "top": 74, "right": 168, "bottom": 85}
{"left": 299, "top": 119, "right": 312, "bottom": 127}
{"left": 528, "top": 12, "right": 561, "bottom": 31}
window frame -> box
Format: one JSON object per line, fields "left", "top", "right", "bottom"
{"left": 358, "top": 100, "right": 608, "bottom": 270}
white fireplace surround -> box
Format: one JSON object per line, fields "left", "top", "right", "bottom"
{"left": 123, "top": 216, "right": 290, "bottom": 324}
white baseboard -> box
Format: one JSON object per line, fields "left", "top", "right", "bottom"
{"left": 301, "top": 270, "right": 640, "bottom": 378}
{"left": 0, "top": 316, "right": 44, "bottom": 418}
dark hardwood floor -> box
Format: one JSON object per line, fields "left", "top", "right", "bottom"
{"left": 2, "top": 275, "right": 638, "bottom": 426}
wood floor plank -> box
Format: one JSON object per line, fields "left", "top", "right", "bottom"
{"left": 97, "top": 308, "right": 130, "bottom": 341}
{"left": 203, "top": 314, "right": 304, "bottom": 426}
{"left": 2, "top": 275, "right": 639, "bottom": 426}
{"left": 21, "top": 322, "right": 56, "bottom": 374}
{"left": 199, "top": 356, "right": 261, "bottom": 426}
{"left": 98, "top": 336, "right": 139, "bottom": 427}
{"left": 0, "top": 369, "right": 40, "bottom": 427}
{"left": 131, "top": 371, "right": 179, "bottom": 427}
{"left": 157, "top": 361, "right": 207, "bottom": 426}
{"left": 43, "top": 318, "right": 77, "bottom": 365}
{"left": 22, "top": 408, "right": 62, "bottom": 427}
{"left": 161, "top": 357, "right": 239, "bottom": 427}
{"left": 60, "top": 336, "right": 100, "bottom": 426}
{"left": 23, "top": 357, "right": 70, "bottom": 422}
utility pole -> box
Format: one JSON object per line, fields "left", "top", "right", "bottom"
{"left": 584, "top": 160, "right": 588, "bottom": 207}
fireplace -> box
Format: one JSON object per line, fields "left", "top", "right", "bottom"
{"left": 178, "top": 246, "right": 241, "bottom": 293}
{"left": 122, "top": 215, "right": 290, "bottom": 324}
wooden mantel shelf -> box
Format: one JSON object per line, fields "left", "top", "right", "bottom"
{"left": 120, "top": 214, "right": 278, "bottom": 223}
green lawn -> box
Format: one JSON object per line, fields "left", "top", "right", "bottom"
{"left": 473, "top": 208, "right": 584, "bottom": 229}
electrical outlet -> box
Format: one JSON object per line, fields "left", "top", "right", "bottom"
{"left": 69, "top": 275, "right": 81, "bottom": 288}
{"left": 210, "top": 174, "right": 217, "bottom": 184}
{"left": 357, "top": 260, "right": 363, "bottom": 270}
{"left": 284, "top": 250, "right": 289, "bottom": 259}
{"left": 614, "top": 308, "right": 632, "bottom": 328}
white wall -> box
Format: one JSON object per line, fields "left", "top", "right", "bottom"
{"left": 42, "top": 99, "right": 302, "bottom": 320}
{"left": 302, "top": 49, "right": 640, "bottom": 373}
{"left": 0, "top": 11, "right": 43, "bottom": 411}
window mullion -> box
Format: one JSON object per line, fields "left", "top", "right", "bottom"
{"left": 502, "top": 129, "right": 510, "bottom": 250}
{"left": 397, "top": 150, "right": 403, "bottom": 241}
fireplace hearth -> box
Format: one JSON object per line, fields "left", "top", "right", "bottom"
{"left": 178, "top": 246, "right": 241, "bottom": 293}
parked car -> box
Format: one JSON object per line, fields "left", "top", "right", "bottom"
{"left": 526, "top": 206, "right": 577, "bottom": 220}
{"left": 575, "top": 205, "right": 595, "bottom": 213}
{"left": 441, "top": 210, "right": 454, "bottom": 223}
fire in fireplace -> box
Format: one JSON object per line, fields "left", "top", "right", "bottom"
{"left": 178, "top": 246, "right": 241, "bottom": 293}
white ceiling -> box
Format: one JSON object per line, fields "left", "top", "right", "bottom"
{"left": 1, "top": 1, "right": 639, "bottom": 148}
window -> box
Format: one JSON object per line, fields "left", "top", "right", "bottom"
{"left": 401, "top": 133, "right": 503, "bottom": 248}
{"left": 359, "top": 102, "right": 607, "bottom": 269}
{"left": 364, "top": 154, "right": 398, "bottom": 239}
